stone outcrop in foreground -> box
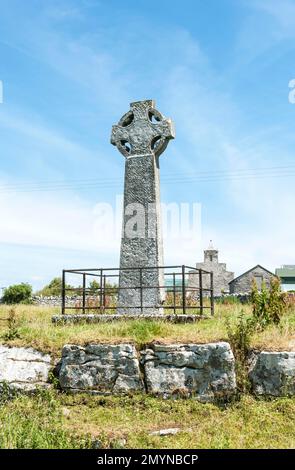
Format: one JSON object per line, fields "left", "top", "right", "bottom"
{"left": 0, "top": 345, "right": 51, "bottom": 392}
{"left": 141, "top": 342, "right": 236, "bottom": 402}
{"left": 249, "top": 351, "right": 295, "bottom": 396}
{"left": 59, "top": 344, "right": 144, "bottom": 393}
{"left": 1, "top": 343, "right": 295, "bottom": 400}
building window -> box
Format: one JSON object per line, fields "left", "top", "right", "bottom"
{"left": 210, "top": 255, "right": 213, "bottom": 262}
{"left": 254, "top": 275, "right": 263, "bottom": 290}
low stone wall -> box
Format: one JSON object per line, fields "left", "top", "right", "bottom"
{"left": 32, "top": 295, "right": 83, "bottom": 307}
{"left": 1, "top": 343, "right": 295, "bottom": 400}
{"left": 0, "top": 346, "right": 51, "bottom": 392}
{"left": 58, "top": 342, "right": 236, "bottom": 402}
{"left": 33, "top": 293, "right": 252, "bottom": 308}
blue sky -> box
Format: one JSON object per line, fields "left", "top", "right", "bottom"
{"left": 0, "top": 0, "right": 295, "bottom": 290}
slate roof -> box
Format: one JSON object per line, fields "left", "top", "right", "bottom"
{"left": 229, "top": 264, "right": 275, "bottom": 284}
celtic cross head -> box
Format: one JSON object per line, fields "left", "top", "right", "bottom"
{"left": 111, "top": 100, "right": 175, "bottom": 158}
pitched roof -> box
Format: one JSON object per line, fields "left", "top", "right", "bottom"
{"left": 228, "top": 264, "right": 275, "bottom": 284}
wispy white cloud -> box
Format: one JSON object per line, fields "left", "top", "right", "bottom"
{"left": 0, "top": 109, "right": 93, "bottom": 162}
{"left": 251, "top": 0, "right": 295, "bottom": 35}
{"left": 0, "top": 188, "right": 120, "bottom": 253}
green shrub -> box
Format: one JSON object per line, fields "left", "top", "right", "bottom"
{"left": 3, "top": 308, "right": 21, "bottom": 340}
{"left": 226, "top": 310, "right": 256, "bottom": 392}
{"left": 268, "top": 277, "right": 286, "bottom": 324}
{"left": 88, "top": 279, "right": 100, "bottom": 293}
{"left": 227, "top": 311, "right": 255, "bottom": 362}
{"left": 251, "top": 277, "right": 285, "bottom": 328}
{"left": 2, "top": 283, "right": 32, "bottom": 305}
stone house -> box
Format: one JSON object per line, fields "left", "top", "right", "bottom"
{"left": 229, "top": 265, "right": 275, "bottom": 294}
{"left": 188, "top": 241, "right": 234, "bottom": 296}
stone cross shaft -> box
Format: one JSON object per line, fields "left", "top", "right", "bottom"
{"left": 111, "top": 100, "right": 175, "bottom": 314}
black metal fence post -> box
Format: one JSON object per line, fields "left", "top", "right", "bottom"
{"left": 103, "top": 275, "right": 106, "bottom": 309}
{"left": 61, "top": 270, "right": 65, "bottom": 315}
{"left": 139, "top": 268, "right": 143, "bottom": 314}
{"left": 199, "top": 269, "right": 203, "bottom": 315}
{"left": 210, "top": 271, "right": 214, "bottom": 316}
{"left": 182, "top": 265, "right": 186, "bottom": 314}
{"left": 99, "top": 269, "right": 103, "bottom": 312}
{"left": 173, "top": 272, "right": 176, "bottom": 314}
{"left": 82, "top": 273, "right": 86, "bottom": 314}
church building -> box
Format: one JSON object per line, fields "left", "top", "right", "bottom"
{"left": 189, "top": 241, "right": 234, "bottom": 296}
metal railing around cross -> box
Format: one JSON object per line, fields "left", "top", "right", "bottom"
{"left": 61, "top": 265, "right": 214, "bottom": 316}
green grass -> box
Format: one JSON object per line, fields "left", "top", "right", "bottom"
{"left": 0, "top": 388, "right": 92, "bottom": 449}
{"left": 0, "top": 390, "right": 295, "bottom": 448}
{"left": 0, "top": 304, "right": 295, "bottom": 356}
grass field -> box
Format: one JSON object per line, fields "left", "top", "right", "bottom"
{"left": 0, "top": 303, "right": 295, "bottom": 356}
{"left": 0, "top": 389, "right": 295, "bottom": 449}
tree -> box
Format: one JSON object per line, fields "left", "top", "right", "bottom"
{"left": 36, "top": 277, "right": 72, "bottom": 296}
{"left": 89, "top": 280, "right": 100, "bottom": 293}
{"left": 2, "top": 283, "right": 32, "bottom": 304}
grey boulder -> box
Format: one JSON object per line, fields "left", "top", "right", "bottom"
{"left": 141, "top": 342, "right": 236, "bottom": 402}
{"left": 59, "top": 343, "right": 144, "bottom": 393}
{"left": 249, "top": 351, "right": 295, "bottom": 396}
{"left": 0, "top": 345, "right": 51, "bottom": 392}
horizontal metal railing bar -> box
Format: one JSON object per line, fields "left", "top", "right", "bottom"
{"left": 63, "top": 286, "right": 213, "bottom": 292}
{"left": 64, "top": 272, "right": 212, "bottom": 280}
{"left": 186, "top": 267, "right": 212, "bottom": 274}
{"left": 65, "top": 305, "right": 211, "bottom": 310}
{"left": 65, "top": 272, "right": 101, "bottom": 277}
{"left": 64, "top": 265, "right": 211, "bottom": 272}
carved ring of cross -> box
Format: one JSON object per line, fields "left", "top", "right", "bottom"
{"left": 111, "top": 100, "right": 175, "bottom": 158}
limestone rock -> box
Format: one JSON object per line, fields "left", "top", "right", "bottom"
{"left": 59, "top": 343, "right": 144, "bottom": 393}
{"left": 141, "top": 342, "right": 236, "bottom": 402}
{"left": 249, "top": 351, "right": 295, "bottom": 396}
{"left": 149, "top": 428, "right": 180, "bottom": 436}
{"left": 0, "top": 345, "right": 51, "bottom": 392}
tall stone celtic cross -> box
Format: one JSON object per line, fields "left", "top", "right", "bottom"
{"left": 111, "top": 100, "right": 175, "bottom": 314}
